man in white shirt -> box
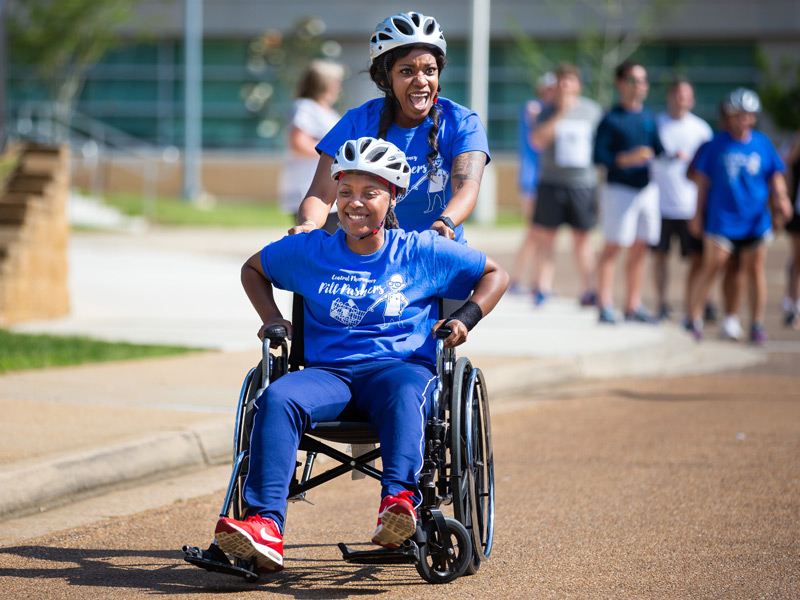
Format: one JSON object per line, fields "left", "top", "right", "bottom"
{"left": 650, "top": 78, "right": 713, "bottom": 321}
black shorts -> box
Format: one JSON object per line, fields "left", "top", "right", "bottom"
{"left": 532, "top": 183, "right": 597, "bottom": 231}
{"left": 653, "top": 218, "right": 702, "bottom": 257}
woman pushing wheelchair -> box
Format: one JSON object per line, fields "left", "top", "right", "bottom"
{"left": 214, "top": 137, "right": 508, "bottom": 573}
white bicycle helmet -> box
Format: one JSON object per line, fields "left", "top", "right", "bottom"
{"left": 331, "top": 137, "right": 411, "bottom": 194}
{"left": 369, "top": 12, "right": 447, "bottom": 63}
{"left": 723, "top": 88, "right": 761, "bottom": 114}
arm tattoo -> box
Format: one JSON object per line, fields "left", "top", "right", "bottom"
{"left": 452, "top": 151, "right": 486, "bottom": 191}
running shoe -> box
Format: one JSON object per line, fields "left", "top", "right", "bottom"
{"left": 579, "top": 289, "right": 597, "bottom": 307}
{"left": 749, "top": 323, "right": 767, "bottom": 345}
{"left": 598, "top": 306, "right": 617, "bottom": 324}
{"left": 657, "top": 303, "right": 672, "bottom": 321}
{"left": 703, "top": 302, "right": 719, "bottom": 325}
{"left": 533, "top": 288, "right": 552, "bottom": 307}
{"left": 624, "top": 306, "right": 657, "bottom": 324}
{"left": 371, "top": 490, "right": 417, "bottom": 549}
{"left": 720, "top": 315, "right": 743, "bottom": 341}
{"left": 215, "top": 514, "right": 284, "bottom": 573}
{"left": 685, "top": 318, "right": 703, "bottom": 341}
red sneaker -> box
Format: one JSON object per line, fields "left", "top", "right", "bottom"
{"left": 215, "top": 514, "right": 284, "bottom": 573}
{"left": 371, "top": 490, "right": 417, "bottom": 549}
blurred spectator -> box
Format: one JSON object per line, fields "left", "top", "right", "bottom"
{"left": 279, "top": 59, "right": 345, "bottom": 233}
{"left": 593, "top": 60, "right": 664, "bottom": 324}
{"left": 528, "top": 63, "right": 602, "bottom": 307}
{"left": 780, "top": 126, "right": 800, "bottom": 328}
{"left": 686, "top": 88, "right": 793, "bottom": 344}
{"left": 687, "top": 103, "right": 745, "bottom": 339}
{"left": 508, "top": 72, "right": 556, "bottom": 295}
{"left": 650, "top": 78, "right": 713, "bottom": 321}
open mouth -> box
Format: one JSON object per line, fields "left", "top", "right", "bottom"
{"left": 408, "top": 91, "right": 430, "bottom": 111}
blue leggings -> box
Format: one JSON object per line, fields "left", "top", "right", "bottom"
{"left": 242, "top": 359, "right": 437, "bottom": 532}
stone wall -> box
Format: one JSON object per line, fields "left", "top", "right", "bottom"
{"left": 0, "top": 143, "right": 70, "bottom": 326}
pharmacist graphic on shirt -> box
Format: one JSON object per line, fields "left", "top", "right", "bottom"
{"left": 402, "top": 156, "right": 450, "bottom": 215}
{"left": 328, "top": 273, "right": 410, "bottom": 328}
{"left": 367, "top": 273, "right": 410, "bottom": 324}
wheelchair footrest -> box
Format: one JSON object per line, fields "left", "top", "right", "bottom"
{"left": 338, "top": 541, "right": 419, "bottom": 565}
{"left": 182, "top": 543, "right": 259, "bottom": 582}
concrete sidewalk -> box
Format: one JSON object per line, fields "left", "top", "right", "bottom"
{"left": 0, "top": 225, "right": 766, "bottom": 520}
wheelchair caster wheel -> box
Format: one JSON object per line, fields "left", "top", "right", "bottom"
{"left": 415, "top": 516, "right": 472, "bottom": 584}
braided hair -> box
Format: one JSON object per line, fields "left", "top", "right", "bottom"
{"left": 385, "top": 204, "right": 399, "bottom": 230}
{"left": 369, "top": 45, "right": 446, "bottom": 181}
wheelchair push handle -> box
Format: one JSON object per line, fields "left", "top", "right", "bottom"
{"left": 434, "top": 326, "right": 452, "bottom": 340}
{"left": 263, "top": 325, "right": 287, "bottom": 340}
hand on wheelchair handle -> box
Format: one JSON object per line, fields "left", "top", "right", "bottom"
{"left": 258, "top": 318, "right": 293, "bottom": 348}
{"left": 432, "top": 319, "right": 468, "bottom": 347}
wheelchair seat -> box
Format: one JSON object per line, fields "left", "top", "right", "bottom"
{"left": 307, "top": 421, "right": 378, "bottom": 444}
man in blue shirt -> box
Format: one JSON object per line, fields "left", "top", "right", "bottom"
{"left": 593, "top": 60, "right": 664, "bottom": 324}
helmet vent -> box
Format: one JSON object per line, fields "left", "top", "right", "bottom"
{"left": 393, "top": 17, "right": 414, "bottom": 35}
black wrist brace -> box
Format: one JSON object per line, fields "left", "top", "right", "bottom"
{"left": 444, "top": 300, "right": 483, "bottom": 331}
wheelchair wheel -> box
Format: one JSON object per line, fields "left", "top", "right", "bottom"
{"left": 415, "top": 516, "right": 472, "bottom": 584}
{"left": 450, "top": 357, "right": 495, "bottom": 574}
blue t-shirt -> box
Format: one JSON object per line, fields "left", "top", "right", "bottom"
{"left": 260, "top": 228, "right": 487, "bottom": 367}
{"left": 593, "top": 105, "right": 664, "bottom": 189}
{"left": 693, "top": 130, "right": 785, "bottom": 239}
{"left": 317, "top": 97, "right": 491, "bottom": 243}
{"left": 518, "top": 99, "right": 543, "bottom": 194}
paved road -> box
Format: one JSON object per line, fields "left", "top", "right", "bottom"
{"left": 0, "top": 365, "right": 797, "bottom": 600}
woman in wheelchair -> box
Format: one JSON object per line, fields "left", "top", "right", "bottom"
{"left": 214, "top": 137, "right": 508, "bottom": 573}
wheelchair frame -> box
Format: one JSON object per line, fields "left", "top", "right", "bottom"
{"left": 183, "top": 322, "right": 495, "bottom": 584}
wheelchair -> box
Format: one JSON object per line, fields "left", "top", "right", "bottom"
{"left": 183, "top": 298, "right": 495, "bottom": 584}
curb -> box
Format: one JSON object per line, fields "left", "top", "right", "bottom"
{"left": 0, "top": 419, "right": 232, "bottom": 520}
{"left": 0, "top": 337, "right": 766, "bottom": 520}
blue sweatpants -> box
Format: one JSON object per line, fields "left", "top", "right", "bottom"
{"left": 242, "top": 359, "right": 437, "bottom": 532}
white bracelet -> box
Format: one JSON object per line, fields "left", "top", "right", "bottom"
{"left": 301, "top": 220, "right": 316, "bottom": 228}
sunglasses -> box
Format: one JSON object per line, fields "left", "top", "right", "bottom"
{"left": 625, "top": 76, "right": 648, "bottom": 86}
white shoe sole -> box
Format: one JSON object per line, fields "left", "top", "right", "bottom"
{"left": 371, "top": 508, "right": 416, "bottom": 548}
{"left": 216, "top": 522, "right": 283, "bottom": 572}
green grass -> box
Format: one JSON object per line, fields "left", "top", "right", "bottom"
{"left": 0, "top": 329, "right": 202, "bottom": 374}
{"left": 101, "top": 191, "right": 527, "bottom": 229}
{"left": 103, "top": 191, "right": 291, "bottom": 228}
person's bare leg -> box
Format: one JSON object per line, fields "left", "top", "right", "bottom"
{"left": 742, "top": 243, "right": 768, "bottom": 326}
{"left": 789, "top": 233, "right": 800, "bottom": 328}
{"left": 685, "top": 252, "right": 704, "bottom": 319}
{"left": 624, "top": 240, "right": 649, "bottom": 313}
{"left": 597, "top": 242, "right": 620, "bottom": 309}
{"left": 572, "top": 229, "right": 595, "bottom": 294}
{"left": 653, "top": 250, "right": 668, "bottom": 314}
{"left": 690, "top": 240, "right": 731, "bottom": 323}
{"left": 533, "top": 226, "right": 558, "bottom": 294}
{"left": 509, "top": 226, "right": 537, "bottom": 290}
{"left": 722, "top": 253, "right": 744, "bottom": 316}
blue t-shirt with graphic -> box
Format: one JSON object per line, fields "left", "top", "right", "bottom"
{"left": 317, "top": 97, "right": 491, "bottom": 243}
{"left": 260, "top": 228, "right": 487, "bottom": 367}
{"left": 693, "top": 130, "right": 785, "bottom": 239}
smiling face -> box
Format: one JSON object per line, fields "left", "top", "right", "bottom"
{"left": 387, "top": 47, "right": 440, "bottom": 128}
{"left": 336, "top": 172, "right": 394, "bottom": 246}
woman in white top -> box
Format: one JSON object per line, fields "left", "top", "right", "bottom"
{"left": 279, "top": 59, "right": 345, "bottom": 232}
